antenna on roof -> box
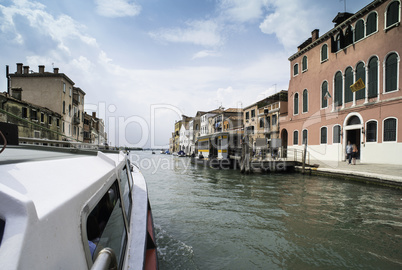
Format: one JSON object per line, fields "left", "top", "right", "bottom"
{"left": 340, "top": 0, "right": 347, "bottom": 12}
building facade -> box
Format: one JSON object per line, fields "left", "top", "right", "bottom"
{"left": 8, "top": 63, "right": 85, "bottom": 141}
{"left": 280, "top": 0, "right": 402, "bottom": 165}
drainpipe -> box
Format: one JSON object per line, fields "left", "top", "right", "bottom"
{"left": 6, "top": 65, "right": 10, "bottom": 95}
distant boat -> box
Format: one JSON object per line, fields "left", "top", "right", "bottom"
{"left": 152, "top": 151, "right": 155, "bottom": 154}
{"left": 177, "top": 150, "right": 185, "bottom": 157}
{"left": 160, "top": 150, "right": 164, "bottom": 154}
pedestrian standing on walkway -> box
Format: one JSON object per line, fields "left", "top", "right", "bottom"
{"left": 352, "top": 144, "right": 358, "bottom": 165}
{"left": 346, "top": 141, "right": 353, "bottom": 164}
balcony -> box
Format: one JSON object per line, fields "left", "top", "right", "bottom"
{"left": 73, "top": 115, "right": 80, "bottom": 125}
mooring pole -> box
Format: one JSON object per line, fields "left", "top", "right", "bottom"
{"left": 302, "top": 137, "right": 307, "bottom": 174}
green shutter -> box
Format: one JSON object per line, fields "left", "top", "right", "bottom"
{"left": 355, "top": 20, "right": 364, "bottom": 41}
{"left": 356, "top": 63, "right": 366, "bottom": 100}
{"left": 335, "top": 72, "right": 343, "bottom": 106}
{"left": 386, "top": 53, "right": 398, "bottom": 92}
{"left": 384, "top": 118, "right": 397, "bottom": 141}
{"left": 366, "top": 12, "right": 377, "bottom": 35}
{"left": 321, "top": 81, "right": 328, "bottom": 108}
{"left": 387, "top": 1, "right": 399, "bottom": 27}
{"left": 345, "top": 67, "right": 353, "bottom": 103}
{"left": 368, "top": 57, "right": 378, "bottom": 98}
{"left": 303, "top": 90, "right": 308, "bottom": 113}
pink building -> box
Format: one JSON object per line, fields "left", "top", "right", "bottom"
{"left": 280, "top": 0, "right": 402, "bottom": 165}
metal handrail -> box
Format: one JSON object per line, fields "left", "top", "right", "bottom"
{"left": 91, "top": 248, "right": 118, "bottom": 270}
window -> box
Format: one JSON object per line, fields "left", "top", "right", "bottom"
{"left": 385, "top": 52, "right": 398, "bottom": 93}
{"left": 293, "top": 63, "right": 299, "bottom": 76}
{"left": 245, "top": 111, "right": 249, "bottom": 120}
{"left": 22, "top": 107, "right": 28, "bottom": 118}
{"left": 293, "top": 130, "right": 298, "bottom": 145}
{"left": 345, "top": 67, "right": 354, "bottom": 103}
{"left": 30, "top": 109, "right": 37, "bottom": 121}
{"left": 334, "top": 71, "right": 343, "bottom": 106}
{"left": 302, "top": 56, "right": 308, "bottom": 71}
{"left": 86, "top": 182, "right": 128, "bottom": 269}
{"left": 48, "top": 115, "right": 52, "bottom": 125}
{"left": 355, "top": 62, "right": 366, "bottom": 100}
{"left": 333, "top": 125, "right": 341, "bottom": 144}
{"left": 266, "top": 116, "right": 270, "bottom": 128}
{"left": 57, "top": 118, "right": 60, "bottom": 127}
{"left": 69, "top": 87, "right": 72, "bottom": 97}
{"left": 63, "top": 101, "right": 66, "bottom": 114}
{"left": 251, "top": 109, "right": 255, "bottom": 118}
{"left": 355, "top": 19, "right": 365, "bottom": 41}
{"left": 321, "top": 81, "right": 328, "bottom": 108}
{"left": 302, "top": 89, "right": 308, "bottom": 113}
{"left": 321, "top": 44, "right": 328, "bottom": 62}
{"left": 69, "top": 104, "right": 72, "bottom": 117}
{"left": 368, "top": 57, "right": 378, "bottom": 98}
{"left": 366, "top": 121, "right": 377, "bottom": 142}
{"left": 294, "top": 93, "right": 299, "bottom": 115}
{"left": 366, "top": 12, "right": 377, "bottom": 35}
{"left": 63, "top": 83, "right": 66, "bottom": 93}
{"left": 384, "top": 118, "right": 397, "bottom": 141}
{"left": 272, "top": 114, "right": 277, "bottom": 126}
{"left": 386, "top": 1, "right": 400, "bottom": 28}
{"left": 120, "top": 166, "right": 133, "bottom": 221}
{"left": 302, "top": 129, "right": 308, "bottom": 144}
{"left": 259, "top": 118, "right": 264, "bottom": 128}
{"left": 320, "top": 127, "right": 327, "bottom": 144}
{"left": 41, "top": 112, "right": 45, "bottom": 123}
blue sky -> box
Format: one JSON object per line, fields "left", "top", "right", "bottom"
{"left": 0, "top": 0, "right": 373, "bottom": 148}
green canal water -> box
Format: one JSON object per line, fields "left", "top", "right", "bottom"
{"left": 132, "top": 152, "right": 402, "bottom": 269}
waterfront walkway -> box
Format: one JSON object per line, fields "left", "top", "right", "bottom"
{"left": 296, "top": 160, "right": 402, "bottom": 188}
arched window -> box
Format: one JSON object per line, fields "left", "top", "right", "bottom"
{"left": 334, "top": 71, "right": 343, "bottom": 106}
{"left": 355, "top": 62, "right": 366, "bottom": 100}
{"left": 384, "top": 118, "right": 397, "bottom": 142}
{"left": 355, "top": 19, "right": 365, "bottom": 41}
{"left": 333, "top": 125, "right": 341, "bottom": 144}
{"left": 336, "top": 33, "right": 342, "bottom": 51}
{"left": 321, "top": 81, "right": 328, "bottom": 108}
{"left": 385, "top": 52, "right": 398, "bottom": 92}
{"left": 386, "top": 1, "right": 400, "bottom": 28}
{"left": 366, "top": 12, "right": 377, "bottom": 35}
{"left": 347, "top": 115, "right": 361, "bottom": 125}
{"left": 302, "top": 129, "right": 308, "bottom": 145}
{"left": 302, "top": 89, "right": 308, "bottom": 113}
{"left": 320, "top": 127, "right": 327, "bottom": 144}
{"left": 344, "top": 67, "right": 354, "bottom": 103}
{"left": 294, "top": 93, "right": 299, "bottom": 115}
{"left": 302, "top": 56, "right": 308, "bottom": 71}
{"left": 366, "top": 120, "right": 377, "bottom": 142}
{"left": 368, "top": 57, "right": 378, "bottom": 98}
{"left": 293, "top": 63, "right": 299, "bottom": 76}
{"left": 293, "top": 130, "right": 299, "bottom": 145}
{"left": 321, "top": 44, "right": 328, "bottom": 62}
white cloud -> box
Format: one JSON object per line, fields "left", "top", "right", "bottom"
{"left": 259, "top": 0, "right": 325, "bottom": 53}
{"left": 149, "top": 19, "right": 223, "bottom": 47}
{"left": 219, "top": 0, "right": 270, "bottom": 23}
{"left": 192, "top": 50, "right": 221, "bottom": 59}
{"left": 94, "top": 0, "right": 141, "bottom": 18}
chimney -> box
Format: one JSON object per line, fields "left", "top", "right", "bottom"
{"left": 53, "top": 67, "right": 59, "bottom": 74}
{"left": 23, "top": 66, "right": 29, "bottom": 74}
{"left": 92, "top": 112, "right": 96, "bottom": 118}
{"left": 39, "top": 65, "right": 45, "bottom": 73}
{"left": 311, "top": 29, "right": 319, "bottom": 42}
{"left": 16, "top": 63, "right": 23, "bottom": 74}
{"left": 11, "top": 88, "right": 23, "bottom": 101}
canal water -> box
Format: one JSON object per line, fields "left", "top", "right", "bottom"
{"left": 133, "top": 152, "right": 402, "bottom": 269}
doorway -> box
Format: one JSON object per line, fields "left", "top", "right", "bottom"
{"left": 346, "top": 129, "right": 361, "bottom": 159}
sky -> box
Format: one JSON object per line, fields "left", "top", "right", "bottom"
{"left": 0, "top": 0, "right": 373, "bottom": 148}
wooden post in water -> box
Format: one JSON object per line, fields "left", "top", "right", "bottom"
{"left": 302, "top": 137, "right": 307, "bottom": 174}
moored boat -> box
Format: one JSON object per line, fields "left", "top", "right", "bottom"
{"left": 0, "top": 145, "right": 158, "bottom": 270}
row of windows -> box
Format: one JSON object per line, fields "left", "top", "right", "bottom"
{"left": 293, "top": 117, "right": 398, "bottom": 145}
{"left": 293, "top": 1, "right": 400, "bottom": 76}
{"left": 293, "top": 51, "right": 399, "bottom": 114}
{"left": 22, "top": 107, "right": 60, "bottom": 126}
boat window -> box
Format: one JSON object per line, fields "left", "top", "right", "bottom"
{"left": 120, "top": 166, "right": 132, "bottom": 221}
{"left": 86, "top": 181, "right": 128, "bottom": 268}
{"left": 0, "top": 218, "right": 5, "bottom": 246}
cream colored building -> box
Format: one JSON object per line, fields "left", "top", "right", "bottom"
{"left": 8, "top": 63, "right": 85, "bottom": 142}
